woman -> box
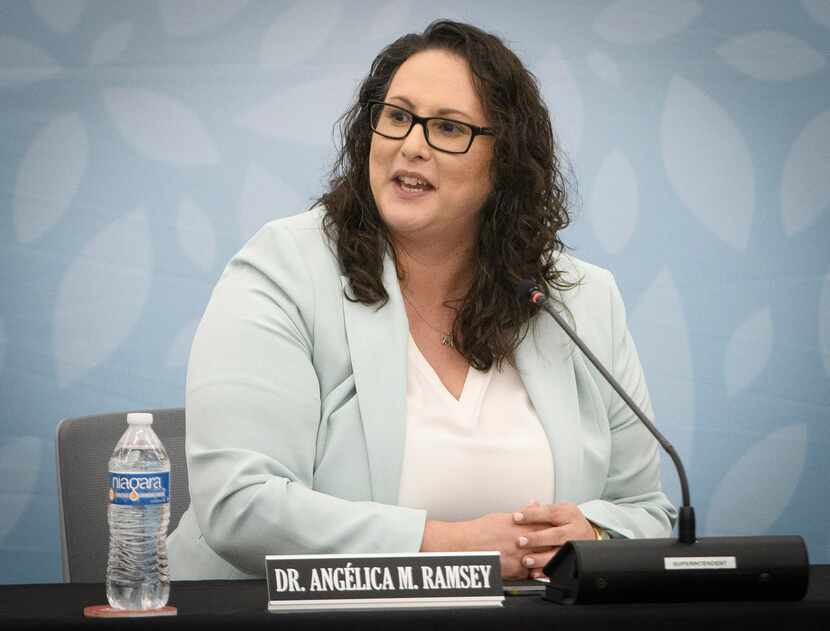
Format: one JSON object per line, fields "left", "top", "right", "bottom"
{"left": 168, "top": 20, "right": 676, "bottom": 581}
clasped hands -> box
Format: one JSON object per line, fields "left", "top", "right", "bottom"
{"left": 466, "top": 500, "right": 597, "bottom": 579}
{"left": 510, "top": 500, "right": 597, "bottom": 578}
{"left": 422, "top": 500, "right": 600, "bottom": 579}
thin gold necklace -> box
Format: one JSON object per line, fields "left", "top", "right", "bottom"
{"left": 402, "top": 291, "right": 455, "bottom": 348}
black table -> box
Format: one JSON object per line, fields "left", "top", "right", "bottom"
{"left": 3, "top": 565, "right": 830, "bottom": 630}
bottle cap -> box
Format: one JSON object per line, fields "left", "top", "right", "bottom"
{"left": 126, "top": 412, "right": 153, "bottom": 425}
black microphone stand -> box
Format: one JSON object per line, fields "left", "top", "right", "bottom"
{"left": 516, "top": 281, "right": 809, "bottom": 604}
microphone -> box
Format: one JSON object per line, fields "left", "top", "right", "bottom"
{"left": 515, "top": 279, "right": 809, "bottom": 604}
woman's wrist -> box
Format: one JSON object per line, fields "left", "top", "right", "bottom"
{"left": 420, "top": 519, "right": 463, "bottom": 552}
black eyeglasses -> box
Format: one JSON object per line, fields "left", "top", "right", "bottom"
{"left": 366, "top": 100, "right": 494, "bottom": 154}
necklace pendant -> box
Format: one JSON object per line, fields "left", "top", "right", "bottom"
{"left": 441, "top": 334, "right": 454, "bottom": 348}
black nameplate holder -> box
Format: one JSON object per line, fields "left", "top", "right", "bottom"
{"left": 265, "top": 552, "right": 503, "bottom": 612}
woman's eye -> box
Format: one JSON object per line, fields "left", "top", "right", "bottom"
{"left": 436, "top": 121, "right": 465, "bottom": 136}
{"left": 387, "top": 110, "right": 410, "bottom": 124}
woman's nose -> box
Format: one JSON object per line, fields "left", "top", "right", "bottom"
{"left": 400, "top": 121, "right": 431, "bottom": 160}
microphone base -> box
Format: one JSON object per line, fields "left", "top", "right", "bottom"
{"left": 543, "top": 536, "right": 809, "bottom": 604}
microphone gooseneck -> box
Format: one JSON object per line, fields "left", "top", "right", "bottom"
{"left": 512, "top": 278, "right": 808, "bottom": 604}
{"left": 516, "top": 280, "right": 695, "bottom": 543}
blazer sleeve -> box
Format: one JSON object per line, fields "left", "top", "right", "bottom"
{"left": 185, "top": 221, "right": 426, "bottom": 576}
{"left": 577, "top": 271, "right": 678, "bottom": 539}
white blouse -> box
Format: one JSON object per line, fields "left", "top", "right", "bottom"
{"left": 397, "top": 335, "right": 555, "bottom": 522}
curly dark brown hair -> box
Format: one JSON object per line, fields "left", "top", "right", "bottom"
{"left": 313, "top": 19, "right": 575, "bottom": 370}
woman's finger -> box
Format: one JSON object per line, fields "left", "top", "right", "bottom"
{"left": 520, "top": 499, "right": 541, "bottom": 510}
{"left": 517, "top": 525, "right": 572, "bottom": 550}
{"left": 513, "top": 501, "right": 580, "bottom": 526}
{"left": 521, "top": 547, "right": 559, "bottom": 571}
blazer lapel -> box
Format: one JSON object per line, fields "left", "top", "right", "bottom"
{"left": 515, "top": 309, "right": 584, "bottom": 503}
{"left": 340, "top": 255, "right": 408, "bottom": 506}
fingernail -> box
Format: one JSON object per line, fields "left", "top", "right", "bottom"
{"left": 518, "top": 536, "right": 528, "bottom": 547}
{"left": 524, "top": 557, "right": 535, "bottom": 567}
{"left": 513, "top": 512, "right": 524, "bottom": 522}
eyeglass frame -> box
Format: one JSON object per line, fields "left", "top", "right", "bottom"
{"left": 364, "top": 100, "right": 495, "bottom": 154}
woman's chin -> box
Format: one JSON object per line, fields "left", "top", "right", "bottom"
{"left": 378, "top": 203, "right": 438, "bottom": 236}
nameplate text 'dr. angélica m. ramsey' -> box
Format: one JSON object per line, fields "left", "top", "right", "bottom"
{"left": 264, "top": 552, "right": 504, "bottom": 612}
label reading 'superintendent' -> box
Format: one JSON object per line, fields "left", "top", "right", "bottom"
{"left": 108, "top": 472, "right": 170, "bottom": 505}
{"left": 664, "top": 556, "right": 737, "bottom": 570}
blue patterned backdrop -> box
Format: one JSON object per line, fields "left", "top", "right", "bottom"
{"left": 1, "top": 0, "right": 828, "bottom": 583}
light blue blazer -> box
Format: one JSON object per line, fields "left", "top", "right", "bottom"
{"left": 168, "top": 208, "right": 677, "bottom": 580}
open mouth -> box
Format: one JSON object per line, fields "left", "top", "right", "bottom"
{"left": 393, "top": 174, "right": 435, "bottom": 194}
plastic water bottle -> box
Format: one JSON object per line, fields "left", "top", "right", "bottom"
{"left": 106, "top": 412, "right": 170, "bottom": 610}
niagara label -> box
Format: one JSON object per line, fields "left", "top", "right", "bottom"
{"left": 108, "top": 471, "right": 169, "bottom": 505}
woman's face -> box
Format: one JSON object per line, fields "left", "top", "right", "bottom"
{"left": 369, "top": 49, "right": 493, "bottom": 243}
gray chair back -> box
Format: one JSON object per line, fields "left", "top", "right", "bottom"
{"left": 55, "top": 408, "right": 190, "bottom": 583}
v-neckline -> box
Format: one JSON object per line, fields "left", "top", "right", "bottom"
{"left": 408, "top": 334, "right": 490, "bottom": 407}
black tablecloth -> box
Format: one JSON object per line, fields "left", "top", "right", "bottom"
{"left": 2, "top": 565, "right": 829, "bottom": 630}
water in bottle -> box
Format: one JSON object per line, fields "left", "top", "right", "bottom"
{"left": 106, "top": 412, "right": 170, "bottom": 610}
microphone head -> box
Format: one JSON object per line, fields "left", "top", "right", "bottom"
{"left": 514, "top": 279, "right": 539, "bottom": 303}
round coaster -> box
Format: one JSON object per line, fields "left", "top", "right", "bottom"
{"left": 84, "top": 604, "right": 178, "bottom": 618}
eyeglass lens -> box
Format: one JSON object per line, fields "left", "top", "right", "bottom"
{"left": 370, "top": 103, "right": 473, "bottom": 153}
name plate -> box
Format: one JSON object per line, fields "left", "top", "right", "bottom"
{"left": 265, "top": 551, "right": 503, "bottom": 612}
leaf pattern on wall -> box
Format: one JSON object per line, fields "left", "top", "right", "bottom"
{"left": 594, "top": 0, "right": 702, "bottom": 45}
{"left": 706, "top": 426, "right": 808, "bottom": 535}
{"left": 14, "top": 113, "right": 88, "bottom": 243}
{"left": 781, "top": 109, "right": 830, "bottom": 236}
{"left": 236, "top": 72, "right": 364, "bottom": 145}
{"left": 589, "top": 149, "right": 639, "bottom": 254}
{"left": 239, "top": 163, "right": 305, "bottom": 241}
{"left": 629, "top": 269, "right": 696, "bottom": 508}
{"left": 161, "top": 0, "right": 249, "bottom": 37}
{"left": 820, "top": 270, "right": 830, "bottom": 378}
{"left": 533, "top": 45, "right": 584, "bottom": 157}
{"left": 54, "top": 210, "right": 153, "bottom": 387}
{"left": 369, "top": 0, "right": 414, "bottom": 40}
{"left": 177, "top": 197, "right": 216, "bottom": 272}
{"left": 662, "top": 76, "right": 755, "bottom": 250}
{"left": 103, "top": 88, "right": 220, "bottom": 166}
{"left": 89, "top": 22, "right": 133, "bottom": 65}
{"left": 32, "top": 0, "right": 86, "bottom": 33}
{"left": 0, "top": 316, "right": 6, "bottom": 377}
{"left": 802, "top": 0, "right": 830, "bottom": 30}
{"left": 586, "top": 50, "right": 622, "bottom": 87}
{"left": 723, "top": 307, "right": 773, "bottom": 397}
{"left": 717, "top": 31, "right": 825, "bottom": 81}
{"left": 0, "top": 37, "right": 61, "bottom": 87}
{"left": 0, "top": 437, "right": 43, "bottom": 543}
{"left": 260, "top": 0, "right": 343, "bottom": 70}
{"left": 166, "top": 318, "right": 200, "bottom": 369}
